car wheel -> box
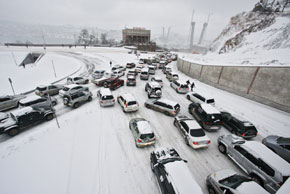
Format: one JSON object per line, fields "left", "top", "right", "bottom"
{"left": 251, "top": 174, "right": 263, "bottom": 186}
{"left": 173, "top": 120, "right": 177, "bottom": 127}
{"left": 187, "top": 95, "right": 190, "bottom": 100}
{"left": 73, "top": 102, "right": 80, "bottom": 108}
{"left": 88, "top": 96, "right": 92, "bottom": 102}
{"left": 148, "top": 94, "right": 151, "bottom": 99}
{"left": 52, "top": 101, "right": 57, "bottom": 106}
{"left": 150, "top": 162, "right": 154, "bottom": 171}
{"left": 46, "top": 114, "right": 54, "bottom": 121}
{"left": 165, "top": 111, "right": 170, "bottom": 116}
{"left": 218, "top": 143, "right": 226, "bottom": 154}
{"left": 7, "top": 128, "right": 19, "bottom": 137}
{"left": 145, "top": 104, "right": 150, "bottom": 108}
{"left": 85, "top": 80, "right": 89, "bottom": 84}
{"left": 207, "top": 185, "right": 216, "bottom": 194}
{"left": 122, "top": 107, "right": 126, "bottom": 113}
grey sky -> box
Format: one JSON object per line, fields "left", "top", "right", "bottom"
{"left": 0, "top": 0, "right": 257, "bottom": 40}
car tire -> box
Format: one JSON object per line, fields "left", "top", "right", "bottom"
{"left": 187, "top": 95, "right": 190, "bottom": 100}
{"left": 7, "top": 128, "right": 19, "bottom": 137}
{"left": 73, "top": 102, "right": 80, "bottom": 108}
{"left": 88, "top": 96, "right": 92, "bottom": 102}
{"left": 165, "top": 111, "right": 170, "bottom": 116}
{"left": 150, "top": 162, "right": 154, "bottom": 172}
{"left": 122, "top": 107, "right": 126, "bottom": 113}
{"left": 176, "top": 88, "right": 178, "bottom": 93}
{"left": 250, "top": 174, "right": 263, "bottom": 186}
{"left": 46, "top": 114, "right": 54, "bottom": 121}
{"left": 145, "top": 104, "right": 150, "bottom": 109}
{"left": 218, "top": 143, "right": 226, "bottom": 154}
{"left": 185, "top": 137, "right": 189, "bottom": 146}
{"left": 207, "top": 185, "right": 216, "bottom": 194}
{"left": 173, "top": 120, "right": 177, "bottom": 127}
{"left": 85, "top": 80, "right": 89, "bottom": 84}
{"left": 52, "top": 101, "right": 57, "bottom": 106}
{"left": 148, "top": 94, "right": 151, "bottom": 99}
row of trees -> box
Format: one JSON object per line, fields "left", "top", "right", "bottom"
{"left": 77, "top": 29, "right": 117, "bottom": 45}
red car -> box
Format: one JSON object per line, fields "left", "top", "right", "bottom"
{"left": 103, "top": 77, "right": 124, "bottom": 90}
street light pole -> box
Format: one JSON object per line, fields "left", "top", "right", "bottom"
{"left": 51, "top": 60, "right": 57, "bottom": 78}
{"left": 8, "top": 78, "right": 15, "bottom": 95}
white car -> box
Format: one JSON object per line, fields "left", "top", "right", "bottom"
{"left": 174, "top": 115, "right": 210, "bottom": 149}
{"left": 112, "top": 69, "right": 125, "bottom": 77}
{"left": 59, "top": 84, "right": 88, "bottom": 98}
{"left": 186, "top": 92, "right": 215, "bottom": 106}
{"left": 151, "top": 76, "right": 163, "bottom": 87}
{"left": 170, "top": 80, "right": 189, "bottom": 94}
{"left": 117, "top": 93, "right": 139, "bottom": 112}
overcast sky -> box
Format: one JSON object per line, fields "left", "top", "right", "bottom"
{"left": 0, "top": 0, "right": 257, "bottom": 41}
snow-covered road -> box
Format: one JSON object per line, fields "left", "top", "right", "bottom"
{"left": 0, "top": 48, "right": 289, "bottom": 194}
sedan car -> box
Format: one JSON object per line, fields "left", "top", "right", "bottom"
{"left": 145, "top": 99, "right": 180, "bottom": 116}
{"left": 262, "top": 135, "right": 290, "bottom": 163}
{"left": 35, "top": 84, "right": 64, "bottom": 96}
{"left": 206, "top": 169, "right": 269, "bottom": 194}
{"left": 0, "top": 94, "right": 26, "bottom": 111}
{"left": 129, "top": 118, "right": 156, "bottom": 148}
{"left": 67, "top": 76, "right": 89, "bottom": 85}
{"left": 174, "top": 115, "right": 210, "bottom": 149}
{"left": 221, "top": 111, "right": 258, "bottom": 139}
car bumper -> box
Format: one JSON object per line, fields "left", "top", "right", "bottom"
{"left": 136, "top": 141, "right": 156, "bottom": 148}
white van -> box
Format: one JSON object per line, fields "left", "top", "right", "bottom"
{"left": 140, "top": 68, "right": 149, "bottom": 80}
{"left": 186, "top": 92, "right": 215, "bottom": 106}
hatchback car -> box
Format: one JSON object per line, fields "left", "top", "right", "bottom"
{"left": 103, "top": 77, "right": 124, "bottom": 90}
{"left": 188, "top": 103, "right": 223, "bottom": 131}
{"left": 35, "top": 85, "right": 63, "bottom": 96}
{"left": 221, "top": 111, "right": 258, "bottom": 139}
{"left": 0, "top": 106, "right": 55, "bottom": 136}
{"left": 206, "top": 169, "right": 269, "bottom": 194}
{"left": 19, "top": 95, "right": 57, "bottom": 108}
{"left": 97, "top": 88, "right": 115, "bottom": 107}
{"left": 218, "top": 134, "right": 290, "bottom": 193}
{"left": 63, "top": 90, "right": 92, "bottom": 108}
{"left": 67, "top": 76, "right": 89, "bottom": 85}
{"left": 151, "top": 76, "right": 163, "bottom": 87}
{"left": 145, "top": 99, "right": 180, "bottom": 116}
{"left": 262, "top": 135, "right": 290, "bottom": 163}
{"left": 126, "top": 75, "right": 136, "bottom": 86}
{"left": 186, "top": 92, "right": 215, "bottom": 106}
{"left": 150, "top": 148, "right": 203, "bottom": 194}
{"left": 0, "top": 94, "right": 26, "bottom": 111}
{"left": 59, "top": 84, "right": 88, "bottom": 98}
{"left": 129, "top": 118, "right": 156, "bottom": 148}
{"left": 170, "top": 80, "right": 189, "bottom": 94}
{"left": 174, "top": 115, "right": 210, "bottom": 149}
{"left": 117, "top": 93, "right": 139, "bottom": 113}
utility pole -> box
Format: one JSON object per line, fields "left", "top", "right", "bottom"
{"left": 41, "top": 27, "right": 46, "bottom": 50}
{"left": 198, "top": 13, "right": 212, "bottom": 45}
{"left": 51, "top": 60, "right": 57, "bottom": 78}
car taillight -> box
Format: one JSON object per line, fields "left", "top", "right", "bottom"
{"left": 208, "top": 141, "right": 211, "bottom": 144}
{"left": 205, "top": 122, "right": 210, "bottom": 125}
{"left": 134, "top": 80, "right": 136, "bottom": 83}
{"left": 279, "top": 182, "right": 283, "bottom": 186}
{"left": 100, "top": 101, "right": 103, "bottom": 103}
{"left": 126, "top": 103, "right": 128, "bottom": 108}
{"left": 127, "top": 80, "right": 129, "bottom": 83}
{"left": 113, "top": 99, "right": 115, "bottom": 102}
{"left": 193, "top": 142, "right": 198, "bottom": 145}
{"left": 137, "top": 139, "right": 142, "bottom": 143}
{"left": 179, "top": 87, "right": 181, "bottom": 90}
{"left": 242, "top": 133, "right": 245, "bottom": 137}
{"left": 173, "top": 110, "right": 176, "bottom": 114}
{"left": 153, "top": 137, "right": 157, "bottom": 141}
{"left": 40, "top": 91, "right": 43, "bottom": 95}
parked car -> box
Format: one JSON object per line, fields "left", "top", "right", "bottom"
{"left": 126, "top": 75, "right": 136, "bottom": 86}
{"left": 35, "top": 85, "right": 63, "bottom": 96}
{"left": 140, "top": 67, "right": 149, "bottom": 80}
{"left": 63, "top": 90, "right": 92, "bottom": 108}
{"left": 59, "top": 84, "right": 89, "bottom": 98}
{"left": 151, "top": 76, "right": 163, "bottom": 87}
{"left": 97, "top": 88, "right": 115, "bottom": 107}
{"left": 150, "top": 148, "right": 203, "bottom": 194}
{"left": 262, "top": 135, "right": 290, "bottom": 163}
{"left": 117, "top": 93, "right": 139, "bottom": 113}
{"left": 91, "top": 70, "right": 106, "bottom": 79}
{"left": 0, "top": 106, "right": 55, "bottom": 136}
{"left": 126, "top": 62, "right": 136, "bottom": 68}
{"left": 145, "top": 99, "right": 180, "bottom": 116}
{"left": 186, "top": 92, "right": 215, "bottom": 106}
{"left": 167, "top": 72, "right": 179, "bottom": 82}
{"left": 0, "top": 94, "right": 26, "bottom": 111}
{"left": 129, "top": 118, "right": 156, "bottom": 148}
{"left": 188, "top": 103, "right": 223, "bottom": 131}
{"left": 174, "top": 115, "right": 210, "bottom": 149}
{"left": 103, "top": 77, "right": 124, "bottom": 90}
{"left": 148, "top": 65, "right": 155, "bottom": 75}
{"left": 112, "top": 69, "right": 125, "bottom": 77}
{"left": 66, "top": 76, "right": 89, "bottom": 85}
{"left": 127, "top": 70, "right": 137, "bottom": 77}
{"left": 221, "top": 111, "right": 258, "bottom": 139}
{"left": 19, "top": 95, "right": 57, "bottom": 108}
{"left": 218, "top": 134, "right": 290, "bottom": 193}
{"left": 206, "top": 169, "right": 269, "bottom": 194}
{"left": 145, "top": 82, "right": 162, "bottom": 98}
{"left": 170, "top": 80, "right": 189, "bottom": 94}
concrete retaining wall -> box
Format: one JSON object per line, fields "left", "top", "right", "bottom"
{"left": 177, "top": 58, "right": 290, "bottom": 113}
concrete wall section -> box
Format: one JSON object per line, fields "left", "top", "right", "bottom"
{"left": 219, "top": 66, "right": 257, "bottom": 94}
{"left": 200, "top": 66, "right": 223, "bottom": 84}
{"left": 188, "top": 63, "right": 202, "bottom": 78}
{"left": 250, "top": 67, "right": 290, "bottom": 107}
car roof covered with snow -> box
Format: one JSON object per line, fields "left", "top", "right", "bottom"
{"left": 99, "top": 88, "right": 112, "bottom": 96}
{"left": 200, "top": 104, "right": 220, "bottom": 114}
{"left": 19, "top": 95, "right": 42, "bottom": 103}
{"left": 136, "top": 120, "right": 153, "bottom": 134}
{"left": 149, "top": 82, "right": 161, "bottom": 88}
{"left": 122, "top": 93, "right": 136, "bottom": 102}
{"left": 63, "top": 84, "right": 80, "bottom": 89}
{"left": 183, "top": 120, "right": 201, "bottom": 130}
{"left": 11, "top": 107, "right": 34, "bottom": 117}
{"left": 158, "top": 99, "right": 178, "bottom": 107}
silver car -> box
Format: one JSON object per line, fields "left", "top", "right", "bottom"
{"left": 144, "top": 98, "right": 180, "bottom": 116}
{"left": 0, "top": 95, "right": 26, "bottom": 111}
{"left": 63, "top": 90, "right": 92, "bottom": 108}
{"left": 67, "top": 77, "right": 89, "bottom": 85}
{"left": 170, "top": 80, "right": 189, "bottom": 94}
{"left": 206, "top": 169, "right": 269, "bottom": 194}
{"left": 218, "top": 134, "right": 290, "bottom": 193}
{"left": 35, "top": 85, "right": 64, "bottom": 96}
{"left": 129, "top": 118, "right": 156, "bottom": 148}
{"left": 59, "top": 84, "right": 88, "bottom": 98}
{"left": 19, "top": 95, "right": 57, "bottom": 108}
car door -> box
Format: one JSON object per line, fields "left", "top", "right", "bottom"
{"left": 17, "top": 114, "right": 32, "bottom": 128}
{"left": 29, "top": 111, "right": 43, "bottom": 123}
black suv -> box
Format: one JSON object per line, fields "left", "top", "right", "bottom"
{"left": 150, "top": 148, "right": 203, "bottom": 194}
{"left": 221, "top": 111, "right": 258, "bottom": 139}
{"left": 0, "top": 106, "right": 55, "bottom": 136}
{"left": 188, "top": 103, "right": 223, "bottom": 131}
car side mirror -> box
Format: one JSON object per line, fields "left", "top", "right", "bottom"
{"left": 160, "top": 175, "right": 164, "bottom": 182}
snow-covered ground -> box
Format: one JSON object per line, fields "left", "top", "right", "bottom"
{"left": 0, "top": 47, "right": 289, "bottom": 194}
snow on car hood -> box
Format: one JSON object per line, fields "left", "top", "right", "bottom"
{"left": 0, "top": 115, "right": 16, "bottom": 129}
{"left": 236, "top": 181, "right": 268, "bottom": 194}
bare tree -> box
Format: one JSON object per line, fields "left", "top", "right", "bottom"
{"left": 101, "top": 33, "right": 108, "bottom": 44}
{"left": 78, "top": 29, "right": 89, "bottom": 44}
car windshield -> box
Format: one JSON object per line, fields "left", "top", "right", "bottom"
{"left": 102, "top": 95, "right": 113, "bottom": 100}
{"left": 277, "top": 137, "right": 290, "bottom": 144}
{"left": 207, "top": 99, "right": 215, "bottom": 103}
{"left": 180, "top": 84, "right": 188, "bottom": 89}
{"left": 36, "top": 87, "right": 46, "bottom": 91}
{"left": 140, "top": 133, "right": 154, "bottom": 140}
{"left": 63, "top": 87, "right": 70, "bottom": 91}
{"left": 128, "top": 101, "right": 137, "bottom": 105}
{"left": 190, "top": 129, "right": 205, "bottom": 137}
{"left": 219, "top": 174, "right": 251, "bottom": 189}
{"left": 244, "top": 126, "right": 257, "bottom": 132}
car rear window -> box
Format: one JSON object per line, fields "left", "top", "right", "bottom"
{"left": 102, "top": 95, "right": 113, "bottom": 100}
{"left": 190, "top": 129, "right": 206, "bottom": 137}
{"left": 128, "top": 101, "right": 137, "bottom": 106}
{"left": 207, "top": 99, "right": 215, "bottom": 104}
{"left": 245, "top": 126, "right": 257, "bottom": 132}
{"left": 180, "top": 84, "right": 188, "bottom": 89}
{"left": 140, "top": 133, "right": 154, "bottom": 140}
{"left": 63, "top": 87, "right": 70, "bottom": 91}
{"left": 207, "top": 114, "right": 222, "bottom": 122}
{"left": 277, "top": 137, "right": 290, "bottom": 144}
{"left": 36, "top": 87, "right": 47, "bottom": 91}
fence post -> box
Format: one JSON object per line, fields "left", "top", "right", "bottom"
{"left": 247, "top": 67, "right": 260, "bottom": 94}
